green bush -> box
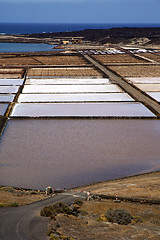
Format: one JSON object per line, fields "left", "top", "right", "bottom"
{"left": 49, "top": 234, "right": 60, "bottom": 240}
{"left": 8, "top": 202, "right": 19, "bottom": 207}
{"left": 0, "top": 187, "right": 14, "bottom": 192}
{"left": 133, "top": 216, "right": 143, "bottom": 223}
{"left": 106, "top": 208, "right": 132, "bottom": 225}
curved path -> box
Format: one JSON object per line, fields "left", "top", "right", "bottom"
{"left": 0, "top": 191, "right": 86, "bottom": 240}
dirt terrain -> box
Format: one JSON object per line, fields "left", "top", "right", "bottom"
{"left": 43, "top": 172, "right": 160, "bottom": 240}
{"left": 108, "top": 65, "right": 160, "bottom": 77}
{"left": 0, "top": 186, "right": 48, "bottom": 206}
{"left": 1, "top": 172, "right": 160, "bottom": 239}
{"left": 76, "top": 171, "right": 160, "bottom": 200}
{"left": 93, "top": 54, "right": 148, "bottom": 64}
{"left": 49, "top": 200, "right": 160, "bottom": 240}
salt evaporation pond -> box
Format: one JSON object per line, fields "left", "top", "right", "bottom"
{"left": 18, "top": 93, "right": 133, "bottom": 103}
{"left": 0, "top": 42, "right": 58, "bottom": 53}
{"left": 0, "top": 119, "right": 160, "bottom": 190}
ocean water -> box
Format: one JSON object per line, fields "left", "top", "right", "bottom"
{"left": 0, "top": 23, "right": 160, "bottom": 35}
{"left": 0, "top": 23, "right": 160, "bottom": 53}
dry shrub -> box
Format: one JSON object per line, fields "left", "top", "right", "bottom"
{"left": 41, "top": 202, "right": 71, "bottom": 217}
{"left": 106, "top": 208, "right": 132, "bottom": 225}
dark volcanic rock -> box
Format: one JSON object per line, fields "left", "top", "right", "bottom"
{"left": 25, "top": 27, "right": 160, "bottom": 45}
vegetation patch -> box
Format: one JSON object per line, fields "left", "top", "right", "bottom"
{"left": 97, "top": 215, "right": 107, "bottom": 222}
{"left": 133, "top": 216, "right": 143, "bottom": 223}
{"left": 41, "top": 202, "right": 72, "bottom": 217}
{"left": 0, "top": 186, "right": 14, "bottom": 192}
{"left": 106, "top": 208, "right": 132, "bottom": 225}
{"left": 49, "top": 233, "right": 74, "bottom": 240}
{"left": 0, "top": 202, "right": 19, "bottom": 207}
{"left": 73, "top": 199, "right": 83, "bottom": 207}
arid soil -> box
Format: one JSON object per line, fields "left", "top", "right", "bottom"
{"left": 0, "top": 55, "right": 89, "bottom": 66}
{"left": 46, "top": 172, "right": 160, "bottom": 240}
{"left": 93, "top": 54, "right": 148, "bottom": 64}
{"left": 108, "top": 65, "right": 160, "bottom": 77}
{"left": 0, "top": 186, "right": 48, "bottom": 206}
{"left": 49, "top": 200, "right": 160, "bottom": 240}
{"left": 27, "top": 67, "right": 102, "bottom": 77}
{"left": 137, "top": 53, "right": 160, "bottom": 63}
{"left": 1, "top": 172, "right": 160, "bottom": 239}
{"left": 76, "top": 171, "right": 160, "bottom": 200}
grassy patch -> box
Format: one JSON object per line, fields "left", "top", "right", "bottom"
{"left": 97, "top": 215, "right": 107, "bottom": 222}
{"left": 0, "top": 202, "right": 19, "bottom": 207}
{"left": 0, "top": 187, "right": 14, "bottom": 192}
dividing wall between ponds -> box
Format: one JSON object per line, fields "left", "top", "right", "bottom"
{"left": 0, "top": 119, "right": 160, "bottom": 190}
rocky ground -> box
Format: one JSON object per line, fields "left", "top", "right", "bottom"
{"left": 25, "top": 27, "right": 160, "bottom": 45}
{"left": 42, "top": 171, "right": 160, "bottom": 240}
{"left": 46, "top": 197, "right": 160, "bottom": 240}
{"left": 0, "top": 172, "right": 160, "bottom": 239}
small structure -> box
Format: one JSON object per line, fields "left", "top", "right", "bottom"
{"left": 60, "top": 37, "right": 83, "bottom": 45}
{"left": 45, "top": 186, "right": 53, "bottom": 195}
{"left": 62, "top": 40, "right": 71, "bottom": 45}
{"left": 72, "top": 39, "right": 82, "bottom": 44}
{"left": 113, "top": 193, "right": 121, "bottom": 203}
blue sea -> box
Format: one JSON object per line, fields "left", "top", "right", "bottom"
{"left": 0, "top": 23, "right": 160, "bottom": 53}
{"left": 0, "top": 23, "right": 160, "bottom": 35}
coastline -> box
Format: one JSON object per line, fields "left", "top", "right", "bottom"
{"left": 0, "top": 27, "right": 160, "bottom": 49}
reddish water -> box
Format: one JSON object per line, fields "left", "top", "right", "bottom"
{"left": 0, "top": 119, "right": 160, "bottom": 190}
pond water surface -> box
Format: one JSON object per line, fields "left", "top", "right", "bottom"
{"left": 18, "top": 93, "right": 133, "bottom": 103}
{"left": 11, "top": 103, "right": 155, "bottom": 117}
{"left": 0, "top": 42, "right": 58, "bottom": 53}
{"left": 0, "top": 119, "right": 160, "bottom": 190}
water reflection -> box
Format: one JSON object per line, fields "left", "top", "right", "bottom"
{"left": 0, "top": 119, "right": 160, "bottom": 189}
{"left": 127, "top": 77, "right": 160, "bottom": 83}
{"left": 0, "top": 104, "right": 8, "bottom": 115}
{"left": 135, "top": 84, "right": 160, "bottom": 92}
{"left": 0, "top": 86, "right": 19, "bottom": 94}
{"left": 26, "top": 78, "right": 111, "bottom": 85}
{"left": 22, "top": 85, "right": 122, "bottom": 93}
{"left": 18, "top": 93, "right": 133, "bottom": 103}
{"left": 0, "top": 79, "right": 24, "bottom": 86}
{"left": 11, "top": 103, "right": 155, "bottom": 117}
{"left": 0, "top": 94, "right": 15, "bottom": 102}
{"left": 147, "top": 92, "right": 160, "bottom": 102}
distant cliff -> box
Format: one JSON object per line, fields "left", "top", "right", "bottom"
{"left": 26, "top": 27, "right": 160, "bottom": 45}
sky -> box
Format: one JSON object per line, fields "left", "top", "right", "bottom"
{"left": 0, "top": 0, "right": 160, "bottom": 24}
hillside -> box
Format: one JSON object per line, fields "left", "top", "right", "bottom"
{"left": 26, "top": 27, "right": 160, "bottom": 45}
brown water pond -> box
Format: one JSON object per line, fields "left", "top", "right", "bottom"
{"left": 0, "top": 119, "right": 160, "bottom": 190}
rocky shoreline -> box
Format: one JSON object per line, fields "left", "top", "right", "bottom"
{"left": 1, "top": 27, "right": 160, "bottom": 48}
{"left": 26, "top": 27, "right": 160, "bottom": 45}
